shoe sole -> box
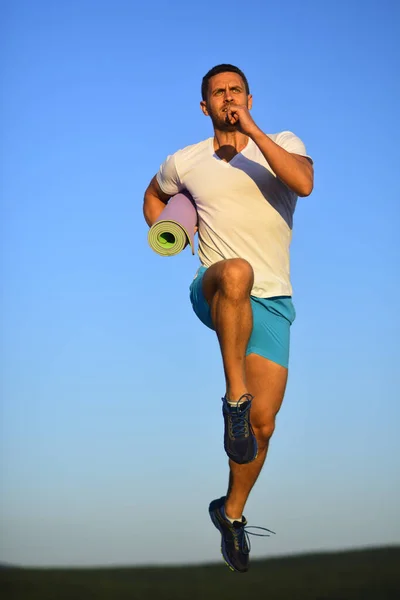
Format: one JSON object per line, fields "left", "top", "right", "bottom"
{"left": 209, "top": 509, "right": 248, "bottom": 573}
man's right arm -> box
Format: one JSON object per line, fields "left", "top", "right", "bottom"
{"left": 143, "top": 175, "right": 172, "bottom": 227}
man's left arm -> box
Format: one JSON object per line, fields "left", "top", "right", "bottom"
{"left": 226, "top": 105, "right": 314, "bottom": 197}
{"left": 250, "top": 128, "right": 314, "bottom": 197}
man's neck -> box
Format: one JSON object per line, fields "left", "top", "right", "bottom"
{"left": 213, "top": 130, "right": 249, "bottom": 152}
{"left": 213, "top": 130, "right": 249, "bottom": 162}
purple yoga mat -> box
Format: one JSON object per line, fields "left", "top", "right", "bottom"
{"left": 148, "top": 191, "right": 198, "bottom": 256}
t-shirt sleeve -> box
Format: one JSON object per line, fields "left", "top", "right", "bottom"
{"left": 275, "top": 131, "right": 313, "bottom": 163}
{"left": 156, "top": 153, "right": 185, "bottom": 196}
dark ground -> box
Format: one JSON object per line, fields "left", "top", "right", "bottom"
{"left": 1, "top": 546, "right": 399, "bottom": 600}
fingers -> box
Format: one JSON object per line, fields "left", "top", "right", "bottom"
{"left": 227, "top": 107, "right": 239, "bottom": 124}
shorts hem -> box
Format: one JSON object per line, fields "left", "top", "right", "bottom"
{"left": 245, "top": 346, "right": 289, "bottom": 369}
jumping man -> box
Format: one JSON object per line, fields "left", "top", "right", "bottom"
{"left": 143, "top": 64, "right": 314, "bottom": 573}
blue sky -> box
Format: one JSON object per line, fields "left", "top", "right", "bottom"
{"left": 1, "top": 0, "right": 399, "bottom": 567}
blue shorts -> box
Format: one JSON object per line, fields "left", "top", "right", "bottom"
{"left": 189, "top": 266, "right": 296, "bottom": 368}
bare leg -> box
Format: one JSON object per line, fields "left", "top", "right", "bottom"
{"left": 224, "top": 354, "right": 288, "bottom": 519}
{"left": 202, "top": 259, "right": 254, "bottom": 401}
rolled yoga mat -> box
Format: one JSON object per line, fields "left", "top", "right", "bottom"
{"left": 148, "top": 191, "right": 198, "bottom": 256}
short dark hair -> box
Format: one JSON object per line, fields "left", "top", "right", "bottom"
{"left": 201, "top": 64, "right": 250, "bottom": 100}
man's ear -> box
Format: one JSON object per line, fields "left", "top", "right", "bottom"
{"left": 200, "top": 100, "right": 209, "bottom": 116}
{"left": 247, "top": 94, "right": 253, "bottom": 110}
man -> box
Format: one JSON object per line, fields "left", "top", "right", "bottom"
{"left": 143, "top": 64, "right": 313, "bottom": 573}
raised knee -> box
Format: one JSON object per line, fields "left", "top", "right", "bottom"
{"left": 219, "top": 259, "right": 254, "bottom": 296}
{"left": 254, "top": 421, "right": 275, "bottom": 449}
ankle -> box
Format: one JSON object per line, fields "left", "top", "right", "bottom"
{"left": 224, "top": 502, "right": 243, "bottom": 522}
{"left": 226, "top": 389, "right": 249, "bottom": 403}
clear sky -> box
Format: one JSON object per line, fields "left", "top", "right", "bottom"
{"left": 1, "top": 0, "right": 399, "bottom": 567}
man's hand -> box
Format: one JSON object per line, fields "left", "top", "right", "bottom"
{"left": 225, "top": 104, "right": 259, "bottom": 136}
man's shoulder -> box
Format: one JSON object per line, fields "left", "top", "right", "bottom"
{"left": 247, "top": 131, "right": 304, "bottom": 157}
{"left": 267, "top": 131, "right": 301, "bottom": 143}
{"left": 267, "top": 131, "right": 310, "bottom": 160}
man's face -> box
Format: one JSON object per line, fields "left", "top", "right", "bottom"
{"left": 200, "top": 71, "right": 252, "bottom": 130}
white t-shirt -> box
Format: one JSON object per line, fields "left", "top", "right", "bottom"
{"left": 156, "top": 131, "right": 312, "bottom": 298}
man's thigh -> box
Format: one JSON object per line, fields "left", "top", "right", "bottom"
{"left": 246, "top": 296, "right": 295, "bottom": 369}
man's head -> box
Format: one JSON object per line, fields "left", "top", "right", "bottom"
{"left": 201, "top": 64, "right": 250, "bottom": 100}
{"left": 200, "top": 64, "right": 252, "bottom": 131}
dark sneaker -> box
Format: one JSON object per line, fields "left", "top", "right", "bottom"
{"left": 222, "top": 394, "right": 257, "bottom": 464}
{"left": 209, "top": 496, "right": 274, "bottom": 573}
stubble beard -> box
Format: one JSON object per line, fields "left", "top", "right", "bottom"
{"left": 209, "top": 108, "right": 238, "bottom": 132}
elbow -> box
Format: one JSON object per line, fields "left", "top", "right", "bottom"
{"left": 143, "top": 198, "right": 152, "bottom": 226}
{"left": 143, "top": 201, "right": 158, "bottom": 228}
{"left": 143, "top": 192, "right": 158, "bottom": 227}
{"left": 297, "top": 178, "right": 314, "bottom": 197}
{"left": 143, "top": 192, "right": 168, "bottom": 227}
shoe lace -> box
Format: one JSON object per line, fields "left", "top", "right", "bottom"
{"left": 228, "top": 394, "right": 254, "bottom": 437}
{"left": 234, "top": 523, "right": 276, "bottom": 555}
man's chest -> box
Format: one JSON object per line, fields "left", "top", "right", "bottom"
{"left": 181, "top": 155, "right": 280, "bottom": 207}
